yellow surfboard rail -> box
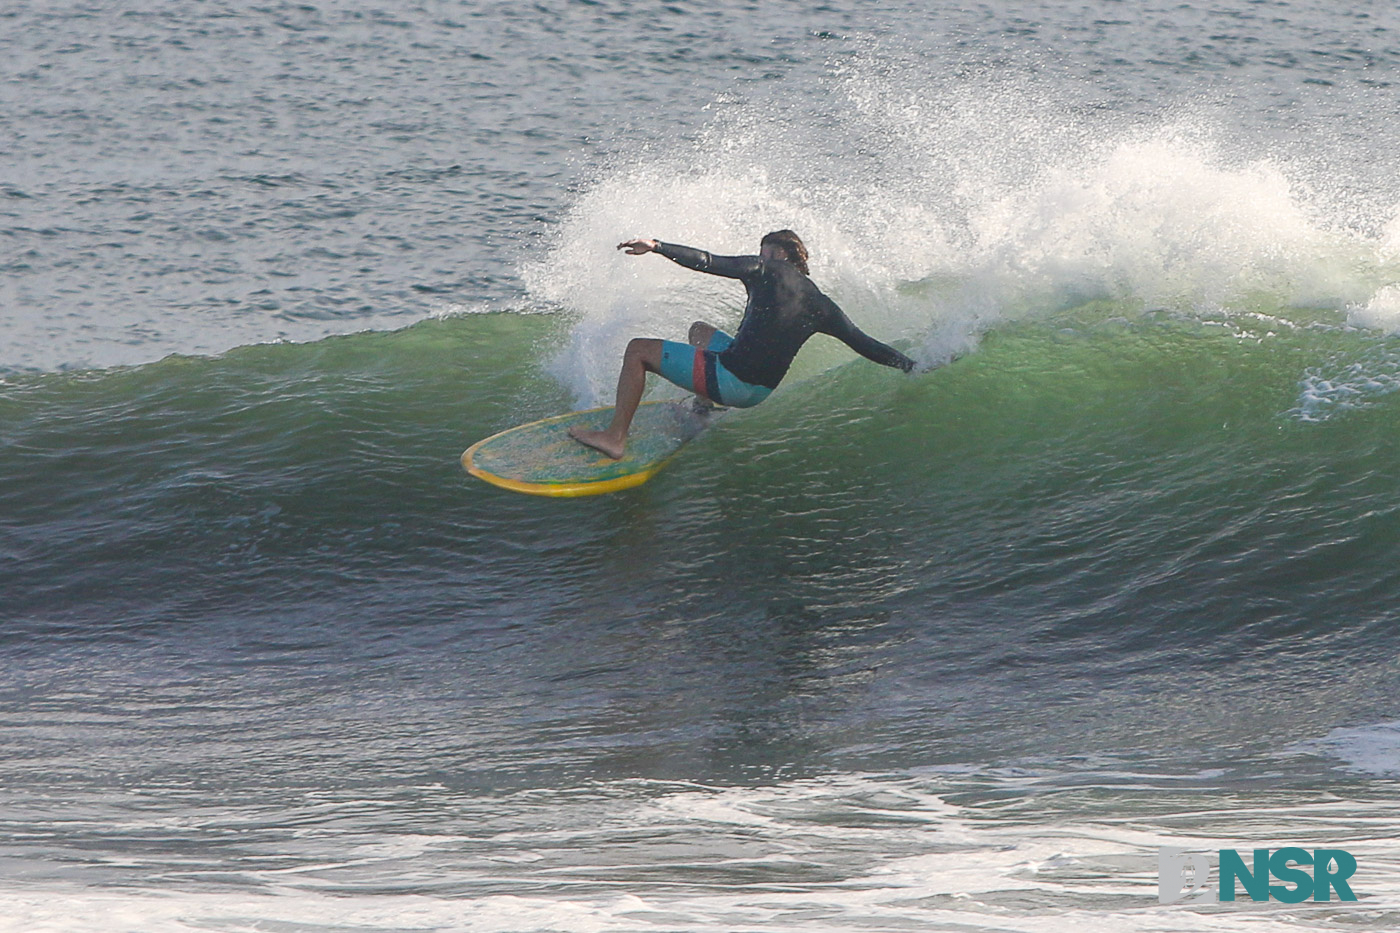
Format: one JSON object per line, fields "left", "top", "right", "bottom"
{"left": 461, "top": 445, "right": 664, "bottom": 497}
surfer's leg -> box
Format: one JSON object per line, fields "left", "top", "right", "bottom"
{"left": 688, "top": 321, "right": 718, "bottom": 348}
{"left": 568, "top": 338, "right": 663, "bottom": 459}
{"left": 689, "top": 323, "right": 735, "bottom": 353}
{"left": 684, "top": 326, "right": 733, "bottom": 411}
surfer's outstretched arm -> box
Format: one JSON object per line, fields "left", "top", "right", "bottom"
{"left": 618, "top": 238, "right": 761, "bottom": 281}
{"left": 819, "top": 299, "right": 915, "bottom": 372}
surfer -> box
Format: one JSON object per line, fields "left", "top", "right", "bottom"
{"left": 568, "top": 230, "right": 915, "bottom": 459}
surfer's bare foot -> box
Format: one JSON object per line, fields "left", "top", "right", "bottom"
{"left": 568, "top": 426, "right": 626, "bottom": 459}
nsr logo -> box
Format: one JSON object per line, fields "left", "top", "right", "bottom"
{"left": 1159, "top": 847, "right": 1358, "bottom": 904}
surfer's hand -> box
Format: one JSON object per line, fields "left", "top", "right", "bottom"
{"left": 617, "top": 238, "right": 659, "bottom": 255}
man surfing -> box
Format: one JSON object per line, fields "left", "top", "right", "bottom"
{"left": 569, "top": 230, "right": 915, "bottom": 459}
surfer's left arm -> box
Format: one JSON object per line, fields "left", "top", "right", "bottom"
{"left": 819, "top": 299, "right": 915, "bottom": 373}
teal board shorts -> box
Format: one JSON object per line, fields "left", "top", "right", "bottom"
{"left": 657, "top": 330, "right": 773, "bottom": 408}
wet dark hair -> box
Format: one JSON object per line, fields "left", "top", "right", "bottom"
{"left": 760, "top": 229, "right": 809, "bottom": 275}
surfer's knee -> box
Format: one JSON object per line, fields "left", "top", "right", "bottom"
{"left": 624, "top": 337, "right": 662, "bottom": 371}
{"left": 688, "top": 321, "right": 716, "bottom": 347}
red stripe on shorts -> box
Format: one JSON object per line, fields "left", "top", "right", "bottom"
{"left": 692, "top": 348, "right": 708, "bottom": 400}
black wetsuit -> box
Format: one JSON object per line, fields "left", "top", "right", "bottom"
{"left": 654, "top": 241, "right": 915, "bottom": 389}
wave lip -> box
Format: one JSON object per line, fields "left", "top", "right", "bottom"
{"left": 527, "top": 55, "right": 1400, "bottom": 406}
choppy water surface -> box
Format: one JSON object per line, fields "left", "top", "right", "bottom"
{"left": 4, "top": 2, "right": 1400, "bottom": 931}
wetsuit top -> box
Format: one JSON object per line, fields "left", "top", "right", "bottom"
{"left": 654, "top": 241, "right": 915, "bottom": 389}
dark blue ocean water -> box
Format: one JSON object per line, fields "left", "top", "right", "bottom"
{"left": 4, "top": 2, "right": 1400, "bottom": 930}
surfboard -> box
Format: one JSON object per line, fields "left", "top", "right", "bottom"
{"left": 462, "top": 400, "right": 723, "bottom": 497}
